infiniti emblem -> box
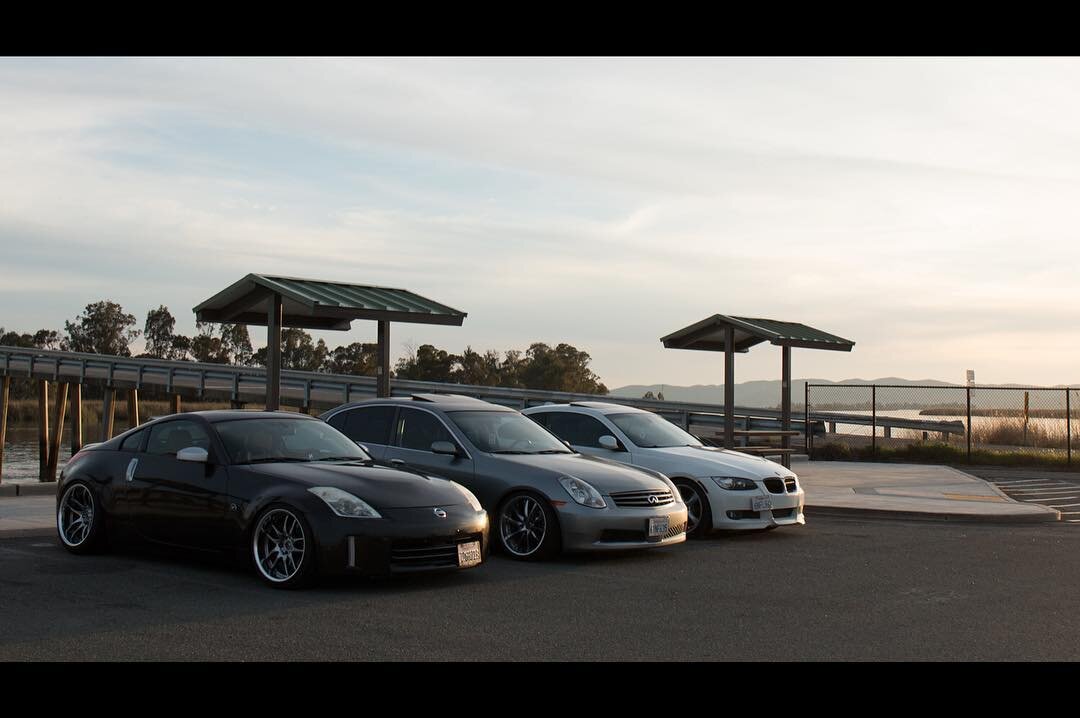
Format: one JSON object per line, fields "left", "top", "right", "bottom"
{"left": 648, "top": 495, "right": 660, "bottom": 505}
{"left": 433, "top": 508, "right": 447, "bottom": 518}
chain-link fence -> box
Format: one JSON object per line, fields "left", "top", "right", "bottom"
{"left": 806, "top": 384, "right": 1075, "bottom": 465}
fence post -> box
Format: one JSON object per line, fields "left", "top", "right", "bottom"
{"left": 1067, "top": 388, "right": 1072, "bottom": 467}
{"left": 966, "top": 386, "right": 972, "bottom": 463}
{"left": 871, "top": 385, "right": 877, "bottom": 458}
{"left": 804, "top": 382, "right": 811, "bottom": 459}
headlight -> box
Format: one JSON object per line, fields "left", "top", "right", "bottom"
{"left": 559, "top": 476, "right": 606, "bottom": 508}
{"left": 451, "top": 481, "right": 484, "bottom": 512}
{"left": 308, "top": 487, "right": 382, "bottom": 518}
{"left": 659, "top": 477, "right": 683, "bottom": 502}
{"left": 711, "top": 477, "right": 758, "bottom": 491}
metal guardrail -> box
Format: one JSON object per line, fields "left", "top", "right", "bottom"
{"left": 0, "top": 346, "right": 966, "bottom": 451}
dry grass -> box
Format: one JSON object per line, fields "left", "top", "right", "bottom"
{"left": 2, "top": 399, "right": 233, "bottom": 426}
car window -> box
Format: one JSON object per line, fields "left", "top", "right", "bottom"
{"left": 215, "top": 418, "right": 370, "bottom": 464}
{"left": 397, "top": 408, "right": 455, "bottom": 452}
{"left": 120, "top": 429, "right": 146, "bottom": 453}
{"left": 333, "top": 406, "right": 396, "bottom": 446}
{"left": 543, "top": 412, "right": 609, "bottom": 448}
{"left": 146, "top": 420, "right": 212, "bottom": 456}
{"left": 526, "top": 411, "right": 549, "bottom": 427}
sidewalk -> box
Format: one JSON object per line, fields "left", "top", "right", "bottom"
{"left": 794, "top": 459, "right": 1061, "bottom": 523}
{"left": 0, "top": 461, "right": 1062, "bottom": 539}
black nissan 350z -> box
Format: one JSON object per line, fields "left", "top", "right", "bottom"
{"left": 55, "top": 411, "right": 489, "bottom": 588}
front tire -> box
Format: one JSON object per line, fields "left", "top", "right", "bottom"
{"left": 496, "top": 491, "right": 561, "bottom": 561}
{"left": 251, "top": 505, "right": 316, "bottom": 589}
{"left": 57, "top": 481, "right": 108, "bottom": 554}
{"left": 674, "top": 480, "right": 712, "bottom": 538}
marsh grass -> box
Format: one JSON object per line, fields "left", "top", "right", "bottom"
{"left": 812, "top": 441, "right": 1074, "bottom": 468}
{"left": 2, "top": 399, "right": 233, "bottom": 426}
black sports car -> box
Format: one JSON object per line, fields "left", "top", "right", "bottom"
{"left": 56, "top": 411, "right": 489, "bottom": 588}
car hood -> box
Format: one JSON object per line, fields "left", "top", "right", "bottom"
{"left": 643, "top": 445, "right": 796, "bottom": 480}
{"left": 242, "top": 461, "right": 466, "bottom": 509}
{"left": 493, "top": 452, "right": 670, "bottom": 493}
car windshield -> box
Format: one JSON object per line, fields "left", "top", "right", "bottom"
{"left": 448, "top": 411, "right": 573, "bottom": 454}
{"left": 215, "top": 418, "right": 372, "bottom": 465}
{"left": 607, "top": 412, "right": 703, "bottom": 448}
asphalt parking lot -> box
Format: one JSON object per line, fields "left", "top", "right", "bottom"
{"left": 2, "top": 515, "right": 1080, "bottom": 661}
{"left": 967, "top": 467, "right": 1080, "bottom": 524}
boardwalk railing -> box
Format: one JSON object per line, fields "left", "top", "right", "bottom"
{"left": 0, "top": 346, "right": 971, "bottom": 480}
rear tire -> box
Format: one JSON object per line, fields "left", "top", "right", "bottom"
{"left": 496, "top": 491, "right": 561, "bottom": 561}
{"left": 251, "top": 504, "right": 317, "bottom": 589}
{"left": 57, "top": 481, "right": 108, "bottom": 554}
{"left": 674, "top": 479, "right": 712, "bottom": 538}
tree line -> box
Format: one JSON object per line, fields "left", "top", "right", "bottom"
{"left": 1, "top": 299, "right": 608, "bottom": 399}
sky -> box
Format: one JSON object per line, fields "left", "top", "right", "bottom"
{"left": 2, "top": 57, "right": 1079, "bottom": 388}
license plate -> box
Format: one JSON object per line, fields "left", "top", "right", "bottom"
{"left": 457, "top": 540, "right": 482, "bottom": 568}
{"left": 752, "top": 496, "right": 773, "bottom": 512}
{"left": 647, "top": 516, "right": 669, "bottom": 538}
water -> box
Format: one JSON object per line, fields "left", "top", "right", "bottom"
{"left": 1, "top": 426, "right": 76, "bottom": 484}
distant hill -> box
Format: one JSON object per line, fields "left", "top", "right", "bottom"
{"left": 607, "top": 378, "right": 1069, "bottom": 408}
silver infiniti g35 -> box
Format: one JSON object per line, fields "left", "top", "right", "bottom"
{"left": 320, "top": 394, "right": 688, "bottom": 560}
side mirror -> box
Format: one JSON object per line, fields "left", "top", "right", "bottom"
{"left": 177, "top": 447, "right": 209, "bottom": 463}
{"left": 431, "top": 440, "right": 460, "bottom": 456}
{"left": 598, "top": 435, "right": 622, "bottom": 451}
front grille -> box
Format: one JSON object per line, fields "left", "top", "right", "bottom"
{"left": 599, "top": 529, "right": 646, "bottom": 542}
{"left": 665, "top": 521, "right": 687, "bottom": 539}
{"left": 772, "top": 508, "right": 795, "bottom": 519}
{"left": 390, "top": 535, "right": 480, "bottom": 569}
{"left": 784, "top": 478, "right": 797, "bottom": 493}
{"left": 764, "top": 479, "right": 784, "bottom": 494}
{"left": 610, "top": 489, "right": 674, "bottom": 507}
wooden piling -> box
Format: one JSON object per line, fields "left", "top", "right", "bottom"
{"left": 46, "top": 383, "right": 69, "bottom": 481}
{"left": 0, "top": 376, "right": 9, "bottom": 485}
{"left": 101, "top": 389, "right": 116, "bottom": 442}
{"left": 127, "top": 389, "right": 139, "bottom": 429}
{"left": 170, "top": 393, "right": 181, "bottom": 415}
{"left": 71, "top": 384, "right": 83, "bottom": 455}
{"left": 38, "top": 380, "right": 49, "bottom": 481}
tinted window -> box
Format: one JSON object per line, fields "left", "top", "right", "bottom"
{"left": 526, "top": 412, "right": 549, "bottom": 427}
{"left": 544, "top": 412, "right": 609, "bottom": 448}
{"left": 397, "top": 408, "right": 455, "bottom": 452}
{"left": 146, "top": 420, "right": 212, "bottom": 456}
{"left": 336, "top": 406, "right": 396, "bottom": 446}
{"left": 214, "top": 418, "right": 371, "bottom": 464}
{"left": 120, "top": 429, "right": 146, "bottom": 453}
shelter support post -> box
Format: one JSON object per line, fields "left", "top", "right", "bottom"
{"left": 781, "top": 345, "right": 791, "bottom": 469}
{"left": 724, "top": 326, "right": 734, "bottom": 449}
{"left": 170, "top": 393, "right": 181, "bottom": 415}
{"left": 266, "top": 293, "right": 283, "bottom": 411}
{"left": 377, "top": 320, "right": 391, "bottom": 398}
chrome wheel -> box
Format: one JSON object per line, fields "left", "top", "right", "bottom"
{"left": 677, "top": 482, "right": 703, "bottom": 534}
{"left": 253, "top": 509, "right": 307, "bottom": 583}
{"left": 58, "top": 484, "right": 95, "bottom": 547}
{"left": 500, "top": 495, "right": 547, "bottom": 557}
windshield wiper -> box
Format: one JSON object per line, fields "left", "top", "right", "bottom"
{"left": 243, "top": 457, "right": 310, "bottom": 464}
{"left": 313, "top": 456, "right": 370, "bottom": 463}
{"left": 533, "top": 449, "right": 571, "bottom": 454}
{"left": 490, "top": 450, "right": 530, "bottom": 454}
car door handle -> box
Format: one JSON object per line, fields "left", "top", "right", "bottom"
{"left": 125, "top": 458, "right": 139, "bottom": 482}
{"left": 389, "top": 459, "right": 405, "bottom": 466}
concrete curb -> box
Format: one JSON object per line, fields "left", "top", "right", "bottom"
{"left": 0, "top": 483, "right": 57, "bottom": 498}
{"left": 805, "top": 504, "right": 1061, "bottom": 524}
{"left": 0, "top": 527, "right": 54, "bottom": 539}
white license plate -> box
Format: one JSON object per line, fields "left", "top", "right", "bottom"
{"left": 647, "top": 516, "right": 669, "bottom": 538}
{"left": 752, "top": 496, "right": 773, "bottom": 512}
{"left": 457, "top": 540, "right": 482, "bottom": 568}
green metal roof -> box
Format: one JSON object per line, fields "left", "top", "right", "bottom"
{"left": 193, "top": 274, "right": 467, "bottom": 330}
{"left": 660, "top": 314, "right": 854, "bottom": 353}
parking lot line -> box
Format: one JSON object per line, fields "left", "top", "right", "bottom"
{"left": 1003, "top": 485, "right": 1073, "bottom": 492}
{"left": 993, "top": 479, "right": 1066, "bottom": 485}
{"left": 1022, "top": 496, "right": 1078, "bottom": 502}
{"left": 1047, "top": 503, "right": 1080, "bottom": 508}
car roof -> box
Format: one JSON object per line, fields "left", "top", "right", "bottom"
{"left": 525, "top": 401, "right": 648, "bottom": 415}
{"left": 180, "top": 410, "right": 320, "bottom": 423}
{"left": 326, "top": 394, "right": 516, "bottom": 414}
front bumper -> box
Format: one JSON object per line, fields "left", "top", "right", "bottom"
{"left": 708, "top": 482, "right": 805, "bottom": 530}
{"left": 556, "top": 500, "right": 688, "bottom": 552}
{"left": 313, "top": 505, "right": 490, "bottom": 576}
